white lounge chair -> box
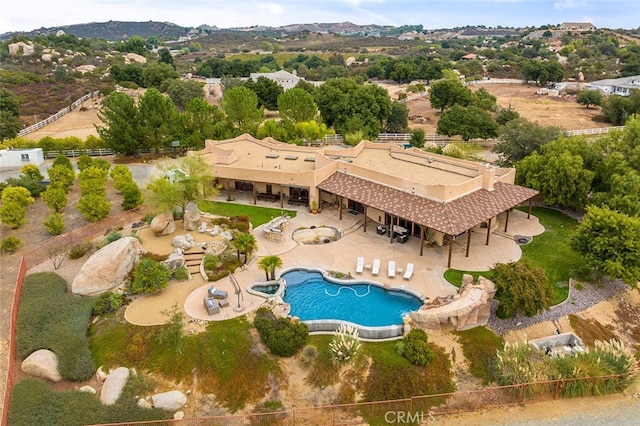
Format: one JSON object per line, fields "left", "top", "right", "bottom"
{"left": 403, "top": 263, "right": 414, "bottom": 280}
{"left": 388, "top": 260, "right": 396, "bottom": 278}
{"left": 371, "top": 258, "right": 381, "bottom": 275}
{"left": 356, "top": 256, "right": 365, "bottom": 273}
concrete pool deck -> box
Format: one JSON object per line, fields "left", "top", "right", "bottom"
{"left": 125, "top": 196, "right": 544, "bottom": 325}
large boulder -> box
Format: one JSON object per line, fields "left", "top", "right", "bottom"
{"left": 151, "top": 212, "right": 176, "bottom": 236}
{"left": 172, "top": 234, "right": 195, "bottom": 251}
{"left": 21, "top": 349, "right": 62, "bottom": 382}
{"left": 183, "top": 209, "right": 202, "bottom": 231}
{"left": 166, "top": 251, "right": 185, "bottom": 269}
{"left": 152, "top": 390, "right": 187, "bottom": 411}
{"left": 72, "top": 237, "right": 145, "bottom": 296}
{"left": 100, "top": 367, "right": 130, "bottom": 405}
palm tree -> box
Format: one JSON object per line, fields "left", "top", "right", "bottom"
{"left": 233, "top": 232, "right": 257, "bottom": 264}
{"left": 258, "top": 255, "right": 283, "bottom": 280}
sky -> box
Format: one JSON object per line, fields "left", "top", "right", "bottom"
{"left": 1, "top": 0, "right": 639, "bottom": 35}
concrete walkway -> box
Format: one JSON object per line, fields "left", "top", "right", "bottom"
{"left": 125, "top": 196, "right": 544, "bottom": 326}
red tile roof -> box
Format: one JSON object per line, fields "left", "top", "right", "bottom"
{"left": 317, "top": 172, "right": 538, "bottom": 235}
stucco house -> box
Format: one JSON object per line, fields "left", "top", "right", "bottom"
{"left": 194, "top": 134, "right": 538, "bottom": 267}
{"left": 248, "top": 70, "right": 322, "bottom": 90}
{"left": 0, "top": 148, "right": 44, "bottom": 169}
{"left": 559, "top": 22, "right": 596, "bottom": 31}
{"left": 587, "top": 75, "right": 640, "bottom": 97}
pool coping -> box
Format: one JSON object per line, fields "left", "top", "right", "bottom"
{"left": 278, "top": 266, "right": 425, "bottom": 339}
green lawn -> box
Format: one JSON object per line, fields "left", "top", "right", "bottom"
{"left": 444, "top": 207, "right": 586, "bottom": 304}
{"left": 198, "top": 200, "right": 297, "bottom": 227}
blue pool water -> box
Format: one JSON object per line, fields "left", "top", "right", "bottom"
{"left": 282, "top": 270, "right": 423, "bottom": 327}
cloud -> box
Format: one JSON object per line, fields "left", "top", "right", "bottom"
{"left": 553, "top": 0, "right": 588, "bottom": 11}
{"left": 258, "top": 2, "right": 284, "bottom": 15}
{"left": 341, "top": 0, "right": 385, "bottom": 6}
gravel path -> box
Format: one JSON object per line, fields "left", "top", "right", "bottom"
{"left": 487, "top": 278, "right": 629, "bottom": 335}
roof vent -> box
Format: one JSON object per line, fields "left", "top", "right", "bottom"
{"left": 285, "top": 155, "right": 298, "bottom": 160}
{"left": 266, "top": 153, "right": 279, "bottom": 159}
{"left": 304, "top": 157, "right": 316, "bottom": 162}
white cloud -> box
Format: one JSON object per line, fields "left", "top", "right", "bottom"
{"left": 259, "top": 2, "right": 285, "bottom": 15}
{"left": 554, "top": 0, "right": 588, "bottom": 11}
{"left": 341, "top": 0, "right": 385, "bottom": 6}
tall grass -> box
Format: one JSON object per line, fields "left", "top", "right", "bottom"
{"left": 454, "top": 327, "right": 504, "bottom": 384}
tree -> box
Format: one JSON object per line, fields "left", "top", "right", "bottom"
{"left": 436, "top": 105, "right": 498, "bottom": 140}
{"left": 428, "top": 78, "right": 474, "bottom": 112}
{"left": 492, "top": 261, "right": 553, "bottom": 318}
{"left": 0, "top": 87, "right": 21, "bottom": 140}
{"left": 0, "top": 203, "right": 27, "bottom": 229}
{"left": 158, "top": 48, "right": 175, "bottom": 69}
{"left": 294, "top": 120, "right": 329, "bottom": 144}
{"left": 572, "top": 206, "right": 640, "bottom": 285}
{"left": 577, "top": 90, "right": 604, "bottom": 109}
{"left": 258, "top": 255, "right": 283, "bottom": 280}
{"left": 178, "top": 98, "right": 228, "bottom": 147}
{"left": 492, "top": 118, "right": 562, "bottom": 167}
{"left": 131, "top": 259, "right": 171, "bottom": 294}
{"left": 244, "top": 76, "right": 283, "bottom": 111}
{"left": 41, "top": 185, "right": 68, "bottom": 212}
{"left": 120, "top": 182, "right": 143, "bottom": 210}
{"left": 409, "top": 129, "right": 425, "bottom": 148}
{"left": 277, "top": 88, "right": 317, "bottom": 125}
{"left": 137, "top": 88, "right": 178, "bottom": 152}
{"left": 77, "top": 193, "right": 111, "bottom": 222}
{"left": 2, "top": 186, "right": 34, "bottom": 207}
{"left": 601, "top": 95, "right": 634, "bottom": 125}
{"left": 221, "top": 86, "right": 264, "bottom": 135}
{"left": 47, "top": 165, "right": 75, "bottom": 192}
{"left": 166, "top": 79, "right": 204, "bottom": 110}
{"left": 43, "top": 213, "right": 65, "bottom": 235}
{"left": 401, "top": 328, "right": 434, "bottom": 366}
{"left": 233, "top": 232, "right": 257, "bottom": 264}
{"left": 142, "top": 62, "right": 179, "bottom": 89}
{"left": 384, "top": 102, "right": 409, "bottom": 133}
{"left": 117, "top": 35, "right": 147, "bottom": 55}
{"left": 96, "top": 91, "right": 141, "bottom": 155}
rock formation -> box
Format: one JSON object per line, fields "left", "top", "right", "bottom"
{"left": 100, "top": 367, "right": 130, "bottom": 405}
{"left": 21, "top": 349, "right": 62, "bottom": 382}
{"left": 408, "top": 274, "right": 496, "bottom": 331}
{"left": 172, "top": 234, "right": 195, "bottom": 251}
{"left": 150, "top": 211, "right": 176, "bottom": 236}
{"left": 183, "top": 208, "right": 202, "bottom": 231}
{"left": 152, "top": 390, "right": 187, "bottom": 411}
{"left": 72, "top": 237, "right": 145, "bottom": 296}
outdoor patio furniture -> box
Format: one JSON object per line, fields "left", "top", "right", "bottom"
{"left": 403, "top": 263, "right": 414, "bottom": 280}
{"left": 208, "top": 285, "right": 228, "bottom": 300}
{"left": 388, "top": 260, "right": 396, "bottom": 278}
{"left": 371, "top": 258, "right": 381, "bottom": 275}
{"left": 218, "top": 298, "right": 230, "bottom": 308}
{"left": 203, "top": 297, "right": 220, "bottom": 315}
{"left": 356, "top": 256, "right": 365, "bottom": 273}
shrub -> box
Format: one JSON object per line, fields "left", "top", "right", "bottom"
{"left": 120, "top": 182, "right": 143, "bottom": 210}
{"left": 47, "top": 165, "right": 75, "bottom": 191}
{"left": 254, "top": 308, "right": 308, "bottom": 357}
{"left": 4, "top": 175, "right": 45, "bottom": 197}
{"left": 172, "top": 266, "right": 190, "bottom": 281}
{"left": 105, "top": 231, "right": 122, "bottom": 243}
{"left": 131, "top": 259, "right": 171, "bottom": 294}
{"left": 493, "top": 261, "right": 553, "bottom": 318}
{"left": 77, "top": 194, "right": 111, "bottom": 222}
{"left": 76, "top": 154, "right": 94, "bottom": 171}
{"left": 1, "top": 186, "right": 35, "bottom": 207}
{"left": 0, "top": 202, "right": 27, "bottom": 229}
{"left": 68, "top": 242, "right": 93, "bottom": 259}
{"left": 300, "top": 344, "right": 318, "bottom": 368}
{"left": 402, "top": 328, "right": 434, "bottom": 366}
{"left": 329, "top": 324, "right": 362, "bottom": 363}
{"left": 92, "top": 291, "right": 125, "bottom": 316}
{"left": 52, "top": 154, "right": 73, "bottom": 170}
{"left": 1, "top": 236, "right": 23, "bottom": 253}
{"left": 43, "top": 213, "right": 65, "bottom": 235}
{"left": 21, "top": 164, "right": 44, "bottom": 181}
{"left": 42, "top": 184, "right": 68, "bottom": 212}
{"left": 203, "top": 253, "right": 221, "bottom": 271}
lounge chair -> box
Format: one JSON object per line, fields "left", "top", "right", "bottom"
{"left": 403, "top": 263, "right": 414, "bottom": 280}
{"left": 388, "top": 260, "right": 396, "bottom": 278}
{"left": 208, "top": 285, "right": 228, "bottom": 300}
{"left": 203, "top": 297, "right": 220, "bottom": 315}
{"left": 356, "top": 256, "right": 365, "bottom": 273}
{"left": 371, "top": 258, "right": 381, "bottom": 275}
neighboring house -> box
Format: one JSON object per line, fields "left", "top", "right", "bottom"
{"left": 559, "top": 22, "right": 596, "bottom": 31}
{"left": 0, "top": 148, "right": 44, "bottom": 169}
{"left": 587, "top": 75, "right": 640, "bottom": 97}
{"left": 248, "top": 70, "right": 322, "bottom": 90}
{"left": 196, "top": 134, "right": 538, "bottom": 268}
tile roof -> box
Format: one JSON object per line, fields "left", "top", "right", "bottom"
{"left": 317, "top": 172, "right": 538, "bottom": 235}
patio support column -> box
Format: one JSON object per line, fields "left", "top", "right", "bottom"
{"left": 280, "top": 189, "right": 283, "bottom": 208}
{"left": 420, "top": 225, "right": 425, "bottom": 256}
{"left": 227, "top": 180, "right": 231, "bottom": 200}
{"left": 504, "top": 209, "right": 510, "bottom": 232}
{"left": 466, "top": 229, "right": 472, "bottom": 257}
{"left": 363, "top": 205, "right": 368, "bottom": 233}
{"left": 486, "top": 218, "right": 492, "bottom": 245}
{"left": 528, "top": 198, "right": 533, "bottom": 219}
{"left": 252, "top": 184, "right": 257, "bottom": 205}
{"left": 389, "top": 215, "right": 395, "bottom": 244}
{"left": 339, "top": 196, "right": 343, "bottom": 220}
{"left": 447, "top": 235, "right": 453, "bottom": 268}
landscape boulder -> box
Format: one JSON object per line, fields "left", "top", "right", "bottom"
{"left": 172, "top": 234, "right": 195, "bottom": 251}
{"left": 183, "top": 208, "right": 202, "bottom": 231}
{"left": 124, "top": 52, "right": 147, "bottom": 64}
{"left": 152, "top": 390, "right": 187, "bottom": 411}
{"left": 151, "top": 211, "right": 176, "bottom": 236}
{"left": 166, "top": 251, "right": 185, "bottom": 269}
{"left": 79, "top": 385, "right": 97, "bottom": 394}
{"left": 100, "top": 367, "right": 130, "bottom": 405}
{"left": 21, "top": 349, "right": 62, "bottom": 382}
{"left": 137, "top": 398, "right": 153, "bottom": 409}
{"left": 72, "top": 237, "right": 145, "bottom": 296}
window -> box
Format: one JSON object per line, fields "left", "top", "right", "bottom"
{"left": 21, "top": 153, "right": 30, "bottom": 161}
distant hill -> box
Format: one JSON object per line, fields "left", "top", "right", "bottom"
{"left": 1, "top": 20, "right": 190, "bottom": 41}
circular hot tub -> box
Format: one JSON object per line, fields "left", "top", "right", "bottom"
{"left": 292, "top": 226, "right": 341, "bottom": 244}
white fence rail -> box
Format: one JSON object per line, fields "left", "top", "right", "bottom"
{"left": 18, "top": 91, "right": 101, "bottom": 137}
{"left": 563, "top": 126, "right": 625, "bottom": 137}
{"left": 43, "top": 148, "right": 114, "bottom": 158}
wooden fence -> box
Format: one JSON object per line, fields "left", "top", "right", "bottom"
{"left": 17, "top": 91, "right": 101, "bottom": 137}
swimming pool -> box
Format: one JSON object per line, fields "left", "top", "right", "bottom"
{"left": 282, "top": 269, "right": 423, "bottom": 331}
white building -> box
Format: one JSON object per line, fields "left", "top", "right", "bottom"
{"left": 0, "top": 148, "right": 44, "bottom": 169}
{"left": 587, "top": 75, "right": 640, "bottom": 97}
